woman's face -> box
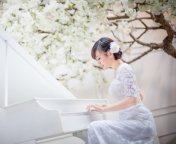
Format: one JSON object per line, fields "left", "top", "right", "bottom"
{"left": 95, "top": 50, "right": 113, "bottom": 70}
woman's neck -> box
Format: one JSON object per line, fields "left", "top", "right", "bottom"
{"left": 111, "top": 59, "right": 124, "bottom": 70}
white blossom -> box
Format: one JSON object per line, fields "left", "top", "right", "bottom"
{"left": 110, "top": 42, "right": 120, "bottom": 53}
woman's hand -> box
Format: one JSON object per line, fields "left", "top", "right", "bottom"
{"left": 101, "top": 104, "right": 110, "bottom": 107}
{"left": 86, "top": 104, "right": 106, "bottom": 112}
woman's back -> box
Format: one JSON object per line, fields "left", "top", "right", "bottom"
{"left": 109, "top": 63, "right": 142, "bottom": 103}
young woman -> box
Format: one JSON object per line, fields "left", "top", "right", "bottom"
{"left": 86, "top": 37, "right": 157, "bottom": 144}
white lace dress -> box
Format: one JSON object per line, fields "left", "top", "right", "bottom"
{"left": 86, "top": 63, "right": 157, "bottom": 144}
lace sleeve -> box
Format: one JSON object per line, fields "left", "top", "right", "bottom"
{"left": 118, "top": 66, "right": 139, "bottom": 98}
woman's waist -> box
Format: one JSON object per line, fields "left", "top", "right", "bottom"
{"left": 119, "top": 102, "right": 146, "bottom": 113}
{"left": 119, "top": 103, "right": 154, "bottom": 121}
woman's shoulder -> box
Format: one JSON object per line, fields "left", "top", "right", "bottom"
{"left": 118, "top": 63, "right": 133, "bottom": 72}
{"left": 115, "top": 63, "right": 135, "bottom": 79}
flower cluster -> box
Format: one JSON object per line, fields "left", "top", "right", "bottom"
{"left": 0, "top": 0, "right": 115, "bottom": 87}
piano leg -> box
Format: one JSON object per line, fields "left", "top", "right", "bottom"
{"left": 73, "top": 130, "right": 87, "bottom": 142}
{"left": 19, "top": 140, "right": 36, "bottom": 144}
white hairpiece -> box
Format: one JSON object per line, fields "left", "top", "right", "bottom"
{"left": 110, "top": 42, "right": 120, "bottom": 53}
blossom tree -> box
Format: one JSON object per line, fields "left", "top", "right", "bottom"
{"left": 0, "top": 0, "right": 116, "bottom": 87}
{"left": 0, "top": 0, "right": 175, "bottom": 88}
{"left": 104, "top": 0, "right": 176, "bottom": 63}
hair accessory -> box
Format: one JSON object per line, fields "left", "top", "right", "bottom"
{"left": 110, "top": 42, "right": 120, "bottom": 53}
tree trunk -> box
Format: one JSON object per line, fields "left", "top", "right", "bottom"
{"left": 163, "top": 37, "right": 176, "bottom": 58}
{"left": 155, "top": 14, "right": 176, "bottom": 59}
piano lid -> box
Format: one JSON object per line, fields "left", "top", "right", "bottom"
{"left": 0, "top": 27, "right": 75, "bottom": 107}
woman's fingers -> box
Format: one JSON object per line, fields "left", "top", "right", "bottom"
{"left": 86, "top": 104, "right": 99, "bottom": 112}
{"left": 86, "top": 104, "right": 104, "bottom": 112}
{"left": 86, "top": 105, "right": 93, "bottom": 111}
{"left": 86, "top": 105, "right": 94, "bottom": 110}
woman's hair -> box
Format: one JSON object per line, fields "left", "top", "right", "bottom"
{"left": 91, "top": 37, "right": 122, "bottom": 60}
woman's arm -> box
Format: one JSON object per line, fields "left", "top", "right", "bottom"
{"left": 139, "top": 91, "right": 144, "bottom": 101}
{"left": 86, "top": 97, "right": 137, "bottom": 112}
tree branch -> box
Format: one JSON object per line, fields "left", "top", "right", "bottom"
{"left": 128, "top": 17, "right": 152, "bottom": 22}
{"left": 111, "top": 30, "right": 121, "bottom": 42}
{"left": 109, "top": 11, "right": 167, "bottom": 60}
{"left": 107, "top": 14, "right": 129, "bottom": 20}
{"left": 107, "top": 9, "right": 125, "bottom": 13}
{"left": 38, "top": 30, "right": 51, "bottom": 33}
{"left": 123, "top": 47, "right": 154, "bottom": 64}
{"left": 139, "top": 19, "right": 147, "bottom": 28}
{"left": 108, "top": 10, "right": 176, "bottom": 61}
{"left": 155, "top": 13, "right": 174, "bottom": 42}
{"left": 111, "top": 30, "right": 133, "bottom": 44}
{"left": 129, "top": 33, "right": 163, "bottom": 49}
{"left": 123, "top": 29, "right": 147, "bottom": 53}
{"left": 145, "top": 11, "right": 155, "bottom": 20}
{"left": 130, "top": 33, "right": 150, "bottom": 47}
{"left": 154, "top": 13, "right": 176, "bottom": 58}
{"left": 135, "top": 27, "right": 164, "bottom": 30}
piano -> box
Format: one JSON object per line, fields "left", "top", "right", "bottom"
{"left": 0, "top": 27, "right": 118, "bottom": 144}
{"left": 0, "top": 28, "right": 160, "bottom": 144}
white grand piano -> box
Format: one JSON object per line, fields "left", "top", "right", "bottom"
{"left": 0, "top": 28, "right": 118, "bottom": 144}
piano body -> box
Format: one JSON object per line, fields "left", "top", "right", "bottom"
{"left": 1, "top": 98, "right": 117, "bottom": 144}
{"left": 0, "top": 27, "right": 118, "bottom": 144}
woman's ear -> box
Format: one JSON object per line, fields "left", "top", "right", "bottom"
{"left": 107, "top": 50, "right": 113, "bottom": 59}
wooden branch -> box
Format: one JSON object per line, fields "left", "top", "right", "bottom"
{"left": 129, "top": 33, "right": 163, "bottom": 49}
{"left": 110, "top": 11, "right": 165, "bottom": 58}
{"left": 128, "top": 17, "right": 151, "bottom": 22}
{"left": 150, "top": 43, "right": 163, "bottom": 50}
{"left": 107, "top": 14, "right": 129, "bottom": 20}
{"left": 65, "top": 7, "right": 78, "bottom": 11}
{"left": 139, "top": 19, "right": 147, "bottom": 28}
{"left": 123, "top": 47, "right": 154, "bottom": 64}
{"left": 111, "top": 30, "right": 121, "bottom": 42}
{"left": 145, "top": 11, "right": 155, "bottom": 20}
{"left": 137, "top": 29, "right": 147, "bottom": 40}
{"left": 107, "top": 9, "right": 113, "bottom": 11}
{"left": 38, "top": 30, "right": 51, "bottom": 33}
{"left": 130, "top": 33, "right": 150, "bottom": 47}
{"left": 111, "top": 30, "right": 133, "bottom": 44}
{"left": 37, "top": 52, "right": 46, "bottom": 60}
{"left": 109, "top": 11, "right": 176, "bottom": 61}
{"left": 174, "top": 31, "right": 176, "bottom": 35}
{"left": 109, "top": 17, "right": 152, "bottom": 23}
{"left": 107, "top": 9, "right": 125, "bottom": 13}
{"left": 155, "top": 13, "right": 174, "bottom": 42}
{"left": 135, "top": 27, "right": 164, "bottom": 30}
{"left": 154, "top": 13, "right": 176, "bottom": 58}
{"left": 123, "top": 29, "right": 147, "bottom": 53}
